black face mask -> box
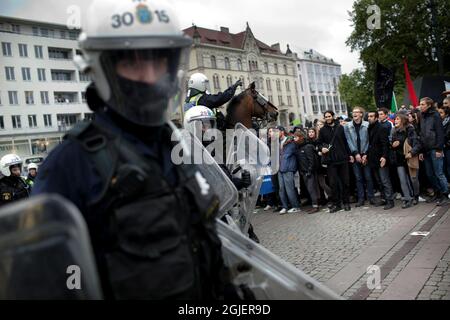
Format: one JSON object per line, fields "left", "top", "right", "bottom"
{"left": 108, "top": 75, "right": 176, "bottom": 127}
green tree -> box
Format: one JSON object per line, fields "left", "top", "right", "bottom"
{"left": 346, "top": 0, "right": 450, "bottom": 99}
{"left": 339, "top": 69, "right": 377, "bottom": 111}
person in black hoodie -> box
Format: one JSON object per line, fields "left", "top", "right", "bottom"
{"left": 317, "top": 110, "right": 352, "bottom": 213}
{"left": 418, "top": 97, "right": 449, "bottom": 206}
{"left": 367, "top": 111, "right": 395, "bottom": 210}
{"left": 294, "top": 132, "right": 320, "bottom": 214}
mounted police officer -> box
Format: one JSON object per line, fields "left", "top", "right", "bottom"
{"left": 0, "top": 154, "right": 30, "bottom": 206}
{"left": 184, "top": 73, "right": 242, "bottom": 112}
{"left": 32, "top": 0, "right": 232, "bottom": 300}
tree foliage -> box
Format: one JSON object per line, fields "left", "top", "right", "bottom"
{"left": 342, "top": 0, "right": 449, "bottom": 107}
{"left": 339, "top": 69, "right": 377, "bottom": 111}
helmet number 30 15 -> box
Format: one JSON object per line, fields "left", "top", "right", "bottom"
{"left": 111, "top": 7, "right": 170, "bottom": 29}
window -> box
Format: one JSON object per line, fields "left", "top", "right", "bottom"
{"left": 226, "top": 75, "right": 233, "bottom": 87}
{"left": 284, "top": 65, "right": 288, "bottom": 75}
{"left": 37, "top": 68, "right": 46, "bottom": 81}
{"left": 287, "top": 96, "right": 292, "bottom": 106}
{"left": 237, "top": 59, "right": 242, "bottom": 71}
{"left": 224, "top": 57, "right": 230, "bottom": 70}
{"left": 41, "top": 91, "right": 49, "bottom": 104}
{"left": 333, "top": 96, "right": 340, "bottom": 113}
{"left": 276, "top": 79, "right": 281, "bottom": 92}
{"left": 285, "top": 81, "right": 290, "bottom": 92}
{"left": 260, "top": 78, "right": 264, "bottom": 90}
{"left": 2, "top": 42, "right": 12, "bottom": 56}
{"left": 60, "top": 30, "right": 66, "bottom": 39}
{"left": 40, "top": 28, "right": 49, "bottom": 37}
{"left": 326, "top": 96, "right": 333, "bottom": 111}
{"left": 12, "top": 24, "right": 20, "bottom": 33}
{"left": 22, "top": 67, "right": 31, "bottom": 81}
{"left": 319, "top": 96, "right": 326, "bottom": 112}
{"left": 12, "top": 115, "right": 21, "bottom": 129}
{"left": 274, "top": 63, "right": 279, "bottom": 74}
{"left": 213, "top": 74, "right": 220, "bottom": 90}
{"left": 8, "top": 91, "right": 18, "bottom": 105}
{"left": 79, "top": 71, "right": 90, "bottom": 82}
{"left": 5, "top": 67, "right": 15, "bottom": 81}
{"left": 69, "top": 31, "right": 78, "bottom": 40}
{"left": 18, "top": 44, "right": 28, "bottom": 57}
{"left": 43, "top": 114, "right": 52, "bottom": 127}
{"left": 299, "top": 75, "right": 304, "bottom": 92}
{"left": 34, "top": 45, "right": 43, "bottom": 58}
{"left": 266, "top": 79, "right": 272, "bottom": 91}
{"left": 211, "top": 56, "right": 217, "bottom": 69}
{"left": 278, "top": 95, "right": 284, "bottom": 106}
{"left": 52, "top": 70, "right": 74, "bottom": 81}
{"left": 302, "top": 97, "right": 307, "bottom": 114}
{"left": 268, "top": 95, "right": 273, "bottom": 102}
{"left": 28, "top": 115, "right": 37, "bottom": 128}
{"left": 264, "top": 62, "right": 269, "bottom": 73}
{"left": 0, "top": 116, "right": 4, "bottom": 129}
{"left": 32, "top": 27, "right": 39, "bottom": 36}
{"left": 25, "top": 91, "right": 34, "bottom": 105}
{"left": 81, "top": 92, "right": 87, "bottom": 103}
{"left": 48, "top": 47, "right": 72, "bottom": 59}
{"left": 311, "top": 96, "right": 319, "bottom": 114}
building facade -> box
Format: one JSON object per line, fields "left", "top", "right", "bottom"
{"left": 294, "top": 48, "right": 348, "bottom": 126}
{"left": 0, "top": 16, "right": 91, "bottom": 160}
{"left": 183, "top": 24, "right": 302, "bottom": 128}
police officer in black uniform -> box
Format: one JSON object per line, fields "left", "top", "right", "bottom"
{"left": 184, "top": 73, "right": 243, "bottom": 112}
{"left": 0, "top": 154, "right": 30, "bottom": 206}
{"left": 32, "top": 0, "right": 233, "bottom": 300}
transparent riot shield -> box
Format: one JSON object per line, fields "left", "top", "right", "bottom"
{"left": 226, "top": 123, "right": 271, "bottom": 233}
{"left": 0, "top": 194, "right": 103, "bottom": 299}
{"left": 176, "top": 128, "right": 239, "bottom": 214}
{"left": 217, "top": 219, "right": 342, "bottom": 300}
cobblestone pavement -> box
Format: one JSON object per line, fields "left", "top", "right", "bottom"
{"left": 251, "top": 202, "right": 450, "bottom": 300}
{"left": 252, "top": 205, "right": 402, "bottom": 283}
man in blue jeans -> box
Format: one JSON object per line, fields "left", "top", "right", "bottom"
{"left": 278, "top": 130, "right": 301, "bottom": 215}
{"left": 419, "top": 97, "right": 449, "bottom": 206}
{"left": 344, "top": 106, "right": 377, "bottom": 207}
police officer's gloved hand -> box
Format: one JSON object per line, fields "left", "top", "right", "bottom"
{"left": 233, "top": 80, "right": 243, "bottom": 89}
{"left": 241, "top": 170, "right": 252, "bottom": 188}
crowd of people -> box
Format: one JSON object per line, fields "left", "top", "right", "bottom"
{"left": 260, "top": 96, "right": 450, "bottom": 215}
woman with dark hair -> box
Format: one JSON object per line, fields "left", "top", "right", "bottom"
{"left": 294, "top": 131, "right": 320, "bottom": 213}
{"left": 307, "top": 127, "right": 332, "bottom": 205}
{"left": 391, "top": 113, "right": 421, "bottom": 208}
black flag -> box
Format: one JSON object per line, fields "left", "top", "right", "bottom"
{"left": 374, "top": 63, "right": 395, "bottom": 109}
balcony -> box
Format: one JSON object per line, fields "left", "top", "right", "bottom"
{"left": 54, "top": 92, "right": 79, "bottom": 104}
{"left": 51, "top": 69, "right": 76, "bottom": 82}
{"left": 48, "top": 47, "right": 73, "bottom": 60}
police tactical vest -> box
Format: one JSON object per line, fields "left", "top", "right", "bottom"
{"left": 0, "top": 177, "right": 29, "bottom": 205}
{"left": 183, "top": 94, "right": 203, "bottom": 112}
{"left": 66, "top": 121, "right": 226, "bottom": 300}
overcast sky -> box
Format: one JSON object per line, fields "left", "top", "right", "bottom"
{"left": 0, "top": 0, "right": 361, "bottom": 73}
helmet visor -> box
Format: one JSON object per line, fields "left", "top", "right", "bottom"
{"left": 100, "top": 48, "right": 189, "bottom": 126}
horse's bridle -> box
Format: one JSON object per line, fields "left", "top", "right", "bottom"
{"left": 251, "top": 90, "right": 278, "bottom": 129}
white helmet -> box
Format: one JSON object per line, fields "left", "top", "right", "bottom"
{"left": 184, "top": 105, "right": 216, "bottom": 139}
{"left": 0, "top": 154, "right": 22, "bottom": 177}
{"left": 27, "top": 163, "right": 38, "bottom": 172}
{"left": 188, "top": 73, "right": 210, "bottom": 93}
{"left": 74, "top": 0, "right": 192, "bottom": 126}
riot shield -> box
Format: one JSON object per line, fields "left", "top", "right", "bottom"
{"left": 177, "top": 128, "right": 239, "bottom": 214}
{"left": 217, "top": 219, "right": 342, "bottom": 300}
{"left": 226, "top": 123, "right": 271, "bottom": 233}
{"left": 0, "top": 194, "right": 102, "bottom": 299}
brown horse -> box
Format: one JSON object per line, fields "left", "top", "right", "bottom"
{"left": 221, "top": 82, "right": 278, "bottom": 130}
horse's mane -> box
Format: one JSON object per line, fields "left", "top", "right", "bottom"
{"left": 226, "top": 91, "right": 246, "bottom": 121}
